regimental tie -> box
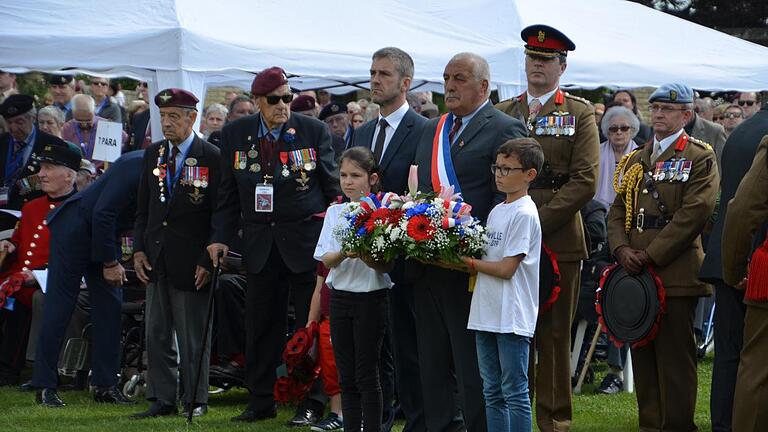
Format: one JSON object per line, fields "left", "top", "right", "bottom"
{"left": 449, "top": 116, "right": 463, "bottom": 145}
{"left": 373, "top": 118, "right": 388, "bottom": 162}
{"left": 528, "top": 98, "right": 543, "bottom": 119}
{"left": 168, "top": 145, "right": 180, "bottom": 182}
{"left": 651, "top": 141, "right": 663, "bottom": 162}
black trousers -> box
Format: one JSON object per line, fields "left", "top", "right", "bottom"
{"left": 385, "top": 277, "right": 426, "bottom": 432}
{"left": 244, "top": 246, "right": 315, "bottom": 410}
{"left": 330, "top": 288, "right": 389, "bottom": 432}
{"left": 412, "top": 264, "right": 486, "bottom": 432}
{"left": 214, "top": 273, "right": 247, "bottom": 357}
{"left": 711, "top": 281, "right": 746, "bottom": 432}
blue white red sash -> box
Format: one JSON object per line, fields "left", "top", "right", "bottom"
{"left": 430, "top": 113, "right": 461, "bottom": 194}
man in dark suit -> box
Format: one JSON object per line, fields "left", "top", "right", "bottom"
{"left": 411, "top": 52, "right": 527, "bottom": 432}
{"left": 31, "top": 150, "right": 144, "bottom": 408}
{"left": 700, "top": 104, "right": 768, "bottom": 432}
{"left": 351, "top": 47, "right": 428, "bottom": 432}
{"left": 207, "top": 67, "right": 339, "bottom": 423}
{"left": 131, "top": 88, "right": 221, "bottom": 419}
{"left": 686, "top": 110, "right": 727, "bottom": 168}
{"left": 0, "top": 94, "right": 55, "bottom": 210}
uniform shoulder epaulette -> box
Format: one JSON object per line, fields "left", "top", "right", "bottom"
{"left": 688, "top": 136, "right": 714, "bottom": 152}
{"left": 563, "top": 92, "right": 591, "bottom": 106}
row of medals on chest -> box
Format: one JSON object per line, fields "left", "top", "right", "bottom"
{"left": 527, "top": 111, "right": 576, "bottom": 137}
{"left": 152, "top": 145, "right": 207, "bottom": 203}
{"left": 238, "top": 139, "right": 315, "bottom": 186}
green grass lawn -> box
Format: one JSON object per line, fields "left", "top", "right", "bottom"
{"left": 0, "top": 357, "right": 714, "bottom": 432}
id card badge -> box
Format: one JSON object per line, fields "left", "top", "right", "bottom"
{"left": 255, "top": 183, "right": 274, "bottom": 213}
{"left": 0, "top": 186, "right": 8, "bottom": 206}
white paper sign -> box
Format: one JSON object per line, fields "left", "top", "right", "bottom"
{"left": 91, "top": 121, "right": 123, "bottom": 162}
{"left": 32, "top": 269, "right": 48, "bottom": 294}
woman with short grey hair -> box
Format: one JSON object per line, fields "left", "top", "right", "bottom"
{"left": 595, "top": 105, "right": 641, "bottom": 208}
{"left": 37, "top": 105, "right": 66, "bottom": 138}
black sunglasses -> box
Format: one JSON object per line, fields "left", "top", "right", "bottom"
{"left": 737, "top": 100, "right": 756, "bottom": 107}
{"left": 265, "top": 94, "right": 293, "bottom": 105}
{"left": 608, "top": 125, "right": 631, "bottom": 133}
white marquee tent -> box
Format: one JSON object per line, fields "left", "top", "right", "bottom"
{"left": 2, "top": 0, "right": 768, "bottom": 137}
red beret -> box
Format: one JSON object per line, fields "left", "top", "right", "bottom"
{"left": 252, "top": 67, "right": 289, "bottom": 96}
{"left": 290, "top": 95, "right": 316, "bottom": 112}
{"left": 154, "top": 88, "right": 199, "bottom": 110}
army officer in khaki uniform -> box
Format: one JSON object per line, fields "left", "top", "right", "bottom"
{"left": 608, "top": 83, "right": 718, "bottom": 432}
{"left": 722, "top": 135, "right": 768, "bottom": 432}
{"left": 495, "top": 25, "right": 599, "bottom": 432}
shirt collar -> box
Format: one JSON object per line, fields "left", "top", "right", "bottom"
{"left": 654, "top": 128, "right": 685, "bottom": 154}
{"left": 378, "top": 101, "right": 409, "bottom": 130}
{"left": 171, "top": 131, "right": 195, "bottom": 154}
{"left": 527, "top": 87, "right": 558, "bottom": 107}
{"left": 457, "top": 99, "right": 489, "bottom": 123}
{"left": 259, "top": 115, "right": 282, "bottom": 140}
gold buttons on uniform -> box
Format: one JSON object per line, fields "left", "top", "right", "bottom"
{"left": 24, "top": 260, "right": 31, "bottom": 265}
{"left": 37, "top": 225, "right": 43, "bottom": 230}
{"left": 30, "top": 242, "right": 36, "bottom": 248}
{"left": 49, "top": 204, "right": 55, "bottom": 209}
{"left": 26, "top": 251, "right": 33, "bottom": 256}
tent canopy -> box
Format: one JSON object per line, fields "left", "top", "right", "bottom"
{"left": 2, "top": 0, "right": 768, "bottom": 125}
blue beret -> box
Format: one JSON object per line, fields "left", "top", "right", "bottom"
{"left": 649, "top": 83, "right": 693, "bottom": 104}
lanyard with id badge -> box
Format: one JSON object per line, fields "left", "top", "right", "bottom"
{"left": 253, "top": 121, "right": 286, "bottom": 213}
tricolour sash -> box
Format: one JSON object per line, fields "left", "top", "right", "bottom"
{"left": 430, "top": 113, "right": 462, "bottom": 194}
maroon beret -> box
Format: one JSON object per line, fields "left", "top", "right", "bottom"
{"left": 252, "top": 67, "right": 289, "bottom": 96}
{"left": 290, "top": 95, "right": 316, "bottom": 112}
{"left": 154, "top": 88, "right": 200, "bottom": 110}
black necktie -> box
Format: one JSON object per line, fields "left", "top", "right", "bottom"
{"left": 168, "top": 145, "right": 180, "bottom": 182}
{"left": 449, "top": 116, "right": 463, "bottom": 145}
{"left": 373, "top": 118, "right": 388, "bottom": 162}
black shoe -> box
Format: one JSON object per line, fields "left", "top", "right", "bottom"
{"left": 231, "top": 405, "right": 277, "bottom": 422}
{"left": 94, "top": 386, "right": 136, "bottom": 405}
{"left": 596, "top": 373, "right": 623, "bottom": 395}
{"left": 36, "top": 388, "right": 66, "bottom": 408}
{"left": 129, "top": 401, "right": 178, "bottom": 419}
{"left": 19, "top": 380, "right": 34, "bottom": 392}
{"left": 181, "top": 403, "right": 208, "bottom": 418}
{"left": 287, "top": 407, "right": 321, "bottom": 426}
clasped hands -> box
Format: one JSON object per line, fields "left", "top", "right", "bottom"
{"left": 614, "top": 246, "right": 652, "bottom": 274}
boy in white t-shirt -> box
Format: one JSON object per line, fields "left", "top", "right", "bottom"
{"left": 461, "top": 137, "right": 543, "bottom": 432}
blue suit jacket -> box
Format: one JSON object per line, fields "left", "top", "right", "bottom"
{"left": 48, "top": 150, "right": 145, "bottom": 263}
{"left": 351, "top": 108, "right": 428, "bottom": 196}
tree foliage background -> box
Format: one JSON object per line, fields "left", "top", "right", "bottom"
{"left": 630, "top": 0, "right": 768, "bottom": 28}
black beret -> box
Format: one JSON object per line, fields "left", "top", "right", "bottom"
{"left": 154, "top": 88, "right": 200, "bottom": 110}
{"left": 0, "top": 94, "right": 34, "bottom": 119}
{"left": 48, "top": 74, "right": 75, "bottom": 85}
{"left": 318, "top": 102, "right": 347, "bottom": 121}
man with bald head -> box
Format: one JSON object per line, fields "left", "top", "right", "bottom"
{"left": 61, "top": 94, "right": 127, "bottom": 161}
{"left": 412, "top": 52, "right": 527, "bottom": 432}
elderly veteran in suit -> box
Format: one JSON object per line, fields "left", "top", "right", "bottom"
{"left": 495, "top": 24, "right": 599, "bottom": 432}
{"left": 351, "top": 46, "right": 428, "bottom": 432}
{"left": 31, "top": 150, "right": 144, "bottom": 408}
{"left": 700, "top": 102, "right": 768, "bottom": 432}
{"left": 207, "top": 67, "right": 340, "bottom": 423}
{"left": 131, "top": 88, "right": 221, "bottom": 419}
{"left": 607, "top": 83, "right": 718, "bottom": 432}
{"left": 411, "top": 52, "right": 527, "bottom": 432}
{"left": 721, "top": 135, "right": 768, "bottom": 432}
